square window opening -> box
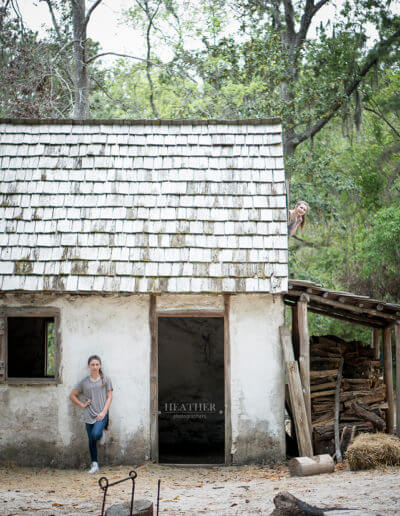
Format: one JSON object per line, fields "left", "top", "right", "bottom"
{"left": 7, "top": 317, "right": 56, "bottom": 379}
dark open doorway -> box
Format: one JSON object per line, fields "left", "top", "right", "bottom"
{"left": 158, "top": 317, "right": 225, "bottom": 464}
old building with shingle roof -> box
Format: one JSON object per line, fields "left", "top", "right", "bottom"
{"left": 0, "top": 119, "right": 288, "bottom": 466}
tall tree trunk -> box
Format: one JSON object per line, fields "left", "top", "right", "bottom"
{"left": 72, "top": 0, "right": 89, "bottom": 119}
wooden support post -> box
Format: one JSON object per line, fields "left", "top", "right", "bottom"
{"left": 372, "top": 328, "right": 380, "bottom": 360}
{"left": 334, "top": 357, "right": 344, "bottom": 463}
{"left": 291, "top": 304, "right": 300, "bottom": 360}
{"left": 396, "top": 324, "right": 400, "bottom": 438}
{"left": 0, "top": 313, "right": 5, "bottom": 383}
{"left": 296, "top": 295, "right": 312, "bottom": 437}
{"left": 383, "top": 326, "right": 394, "bottom": 434}
{"left": 224, "top": 295, "right": 232, "bottom": 465}
{"left": 149, "top": 294, "right": 158, "bottom": 462}
{"left": 280, "top": 326, "right": 313, "bottom": 457}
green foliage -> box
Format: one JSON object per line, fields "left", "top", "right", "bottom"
{"left": 0, "top": 2, "right": 105, "bottom": 118}
{"left": 2, "top": 0, "right": 400, "bottom": 341}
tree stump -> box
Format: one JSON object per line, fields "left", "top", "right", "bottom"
{"left": 270, "top": 491, "right": 382, "bottom": 515}
{"left": 105, "top": 499, "right": 153, "bottom": 516}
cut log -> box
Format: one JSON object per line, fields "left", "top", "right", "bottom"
{"left": 311, "top": 389, "right": 337, "bottom": 399}
{"left": 310, "top": 370, "right": 338, "bottom": 379}
{"left": 343, "top": 392, "right": 385, "bottom": 408}
{"left": 310, "top": 382, "right": 337, "bottom": 392}
{"left": 288, "top": 455, "right": 335, "bottom": 477}
{"left": 342, "top": 378, "right": 372, "bottom": 387}
{"left": 314, "top": 422, "right": 374, "bottom": 441}
{"left": 350, "top": 401, "right": 386, "bottom": 431}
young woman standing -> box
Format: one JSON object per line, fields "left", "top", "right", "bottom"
{"left": 70, "top": 355, "right": 113, "bottom": 474}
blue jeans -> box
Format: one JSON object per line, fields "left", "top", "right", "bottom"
{"left": 86, "top": 413, "right": 108, "bottom": 463}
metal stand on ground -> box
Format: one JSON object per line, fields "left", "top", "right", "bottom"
{"left": 98, "top": 470, "right": 161, "bottom": 516}
{"left": 99, "top": 470, "right": 137, "bottom": 516}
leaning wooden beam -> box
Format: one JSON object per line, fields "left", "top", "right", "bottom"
{"left": 309, "top": 305, "right": 386, "bottom": 326}
{"left": 280, "top": 326, "right": 313, "bottom": 457}
{"left": 372, "top": 328, "right": 380, "bottom": 360}
{"left": 383, "top": 326, "right": 394, "bottom": 434}
{"left": 285, "top": 297, "right": 387, "bottom": 327}
{"left": 396, "top": 325, "right": 400, "bottom": 438}
{"left": 306, "top": 307, "right": 385, "bottom": 329}
{"left": 291, "top": 304, "right": 300, "bottom": 360}
{"left": 296, "top": 295, "right": 312, "bottom": 436}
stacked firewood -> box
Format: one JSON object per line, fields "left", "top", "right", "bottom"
{"left": 310, "top": 335, "right": 387, "bottom": 455}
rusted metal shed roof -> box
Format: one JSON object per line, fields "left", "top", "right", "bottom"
{"left": 285, "top": 280, "right": 400, "bottom": 329}
{"left": 0, "top": 119, "right": 288, "bottom": 295}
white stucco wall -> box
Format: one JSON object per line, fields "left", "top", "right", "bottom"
{"left": 156, "top": 294, "right": 225, "bottom": 312}
{"left": 0, "top": 294, "right": 151, "bottom": 467}
{"left": 230, "top": 294, "right": 285, "bottom": 463}
{"left": 0, "top": 292, "right": 285, "bottom": 466}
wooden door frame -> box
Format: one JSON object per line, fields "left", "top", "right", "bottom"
{"left": 149, "top": 294, "right": 232, "bottom": 464}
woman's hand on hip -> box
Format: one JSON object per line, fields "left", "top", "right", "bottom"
{"left": 82, "top": 399, "right": 91, "bottom": 408}
{"left": 96, "top": 410, "right": 106, "bottom": 421}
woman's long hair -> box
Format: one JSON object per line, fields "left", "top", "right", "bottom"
{"left": 296, "top": 200, "right": 309, "bottom": 230}
{"left": 88, "top": 355, "right": 106, "bottom": 388}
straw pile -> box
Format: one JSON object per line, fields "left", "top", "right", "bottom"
{"left": 345, "top": 432, "right": 400, "bottom": 470}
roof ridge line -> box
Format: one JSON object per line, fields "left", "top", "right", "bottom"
{"left": 0, "top": 118, "right": 281, "bottom": 126}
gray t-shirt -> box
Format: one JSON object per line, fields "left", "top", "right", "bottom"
{"left": 75, "top": 375, "right": 113, "bottom": 424}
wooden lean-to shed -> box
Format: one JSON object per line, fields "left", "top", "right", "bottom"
{"left": 0, "top": 119, "right": 288, "bottom": 466}
{"left": 284, "top": 280, "right": 400, "bottom": 458}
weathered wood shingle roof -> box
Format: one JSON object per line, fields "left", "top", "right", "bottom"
{"left": 0, "top": 119, "right": 288, "bottom": 294}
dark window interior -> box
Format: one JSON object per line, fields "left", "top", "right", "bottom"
{"left": 7, "top": 317, "right": 55, "bottom": 378}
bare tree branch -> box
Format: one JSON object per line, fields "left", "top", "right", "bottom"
{"left": 86, "top": 50, "right": 198, "bottom": 84}
{"left": 0, "top": 0, "right": 12, "bottom": 33}
{"left": 10, "top": 0, "right": 24, "bottom": 33}
{"left": 41, "top": 0, "right": 62, "bottom": 40}
{"left": 314, "top": 0, "right": 330, "bottom": 11}
{"left": 133, "top": 0, "right": 162, "bottom": 118}
{"left": 364, "top": 106, "right": 400, "bottom": 139}
{"left": 41, "top": 0, "right": 74, "bottom": 83}
{"left": 293, "top": 26, "right": 400, "bottom": 147}
{"left": 86, "top": 51, "right": 160, "bottom": 67}
{"left": 84, "top": 0, "right": 103, "bottom": 28}
{"left": 292, "top": 235, "right": 317, "bottom": 248}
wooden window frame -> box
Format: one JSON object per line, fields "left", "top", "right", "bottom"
{"left": 149, "top": 295, "right": 232, "bottom": 465}
{"left": 4, "top": 306, "right": 61, "bottom": 385}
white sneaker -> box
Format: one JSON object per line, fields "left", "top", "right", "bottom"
{"left": 99, "top": 431, "right": 106, "bottom": 446}
{"left": 88, "top": 461, "right": 99, "bottom": 474}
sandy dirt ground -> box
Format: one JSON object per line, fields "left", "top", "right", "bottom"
{"left": 1, "top": 462, "right": 399, "bottom": 515}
